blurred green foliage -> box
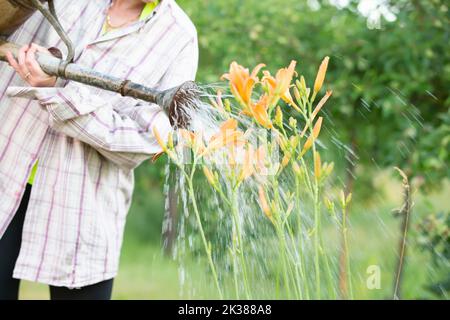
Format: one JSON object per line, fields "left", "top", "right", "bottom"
{"left": 416, "top": 211, "right": 450, "bottom": 298}
{"left": 178, "top": 0, "right": 449, "bottom": 189}
{"left": 131, "top": 0, "right": 448, "bottom": 236}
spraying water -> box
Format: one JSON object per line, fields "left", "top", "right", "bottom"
{"left": 156, "top": 58, "right": 440, "bottom": 300}
{"left": 156, "top": 58, "right": 356, "bottom": 299}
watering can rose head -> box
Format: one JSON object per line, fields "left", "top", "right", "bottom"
{"left": 156, "top": 81, "right": 201, "bottom": 129}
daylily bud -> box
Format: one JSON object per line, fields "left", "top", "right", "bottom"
{"left": 300, "top": 76, "right": 307, "bottom": 92}
{"left": 281, "top": 152, "right": 292, "bottom": 168}
{"left": 289, "top": 117, "right": 297, "bottom": 128}
{"left": 275, "top": 105, "right": 283, "bottom": 128}
{"left": 324, "top": 162, "right": 334, "bottom": 177}
{"left": 224, "top": 98, "right": 232, "bottom": 113}
{"left": 290, "top": 135, "right": 300, "bottom": 149}
{"left": 346, "top": 193, "right": 352, "bottom": 205}
{"left": 293, "top": 86, "right": 301, "bottom": 102}
{"left": 314, "top": 56, "right": 330, "bottom": 94}
{"left": 203, "top": 166, "right": 217, "bottom": 187}
{"left": 339, "top": 190, "right": 352, "bottom": 208}
{"left": 324, "top": 197, "right": 335, "bottom": 212}
{"left": 167, "top": 131, "right": 174, "bottom": 150}
{"left": 259, "top": 186, "right": 274, "bottom": 225}
{"left": 300, "top": 117, "right": 323, "bottom": 156}
{"left": 277, "top": 134, "right": 289, "bottom": 152}
{"left": 314, "top": 151, "right": 321, "bottom": 179}
{"left": 340, "top": 190, "right": 346, "bottom": 208}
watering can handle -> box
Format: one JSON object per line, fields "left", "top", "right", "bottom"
{"left": 26, "top": 0, "right": 75, "bottom": 77}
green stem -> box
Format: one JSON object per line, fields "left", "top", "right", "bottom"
{"left": 272, "top": 177, "right": 292, "bottom": 299}
{"left": 306, "top": 96, "right": 322, "bottom": 299}
{"left": 277, "top": 223, "right": 292, "bottom": 299}
{"left": 342, "top": 205, "right": 353, "bottom": 299}
{"left": 321, "top": 240, "right": 337, "bottom": 299}
{"left": 186, "top": 171, "right": 223, "bottom": 299}
{"left": 294, "top": 175, "right": 310, "bottom": 299}
{"left": 231, "top": 243, "right": 240, "bottom": 299}
{"left": 312, "top": 182, "right": 321, "bottom": 298}
{"left": 285, "top": 220, "right": 304, "bottom": 299}
{"left": 231, "top": 190, "right": 251, "bottom": 299}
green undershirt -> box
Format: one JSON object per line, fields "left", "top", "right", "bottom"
{"left": 27, "top": 1, "right": 159, "bottom": 185}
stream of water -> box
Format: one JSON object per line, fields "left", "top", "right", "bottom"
{"left": 159, "top": 85, "right": 348, "bottom": 299}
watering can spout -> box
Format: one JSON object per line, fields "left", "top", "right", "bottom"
{"left": 156, "top": 81, "right": 200, "bottom": 128}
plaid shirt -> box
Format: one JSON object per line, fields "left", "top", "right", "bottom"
{"left": 0, "top": 0, "right": 198, "bottom": 288}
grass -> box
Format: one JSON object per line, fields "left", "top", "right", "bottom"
{"left": 19, "top": 174, "right": 449, "bottom": 300}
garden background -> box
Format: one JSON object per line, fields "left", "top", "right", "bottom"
{"left": 21, "top": 0, "right": 449, "bottom": 299}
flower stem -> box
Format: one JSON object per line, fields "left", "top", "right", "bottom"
{"left": 231, "top": 190, "right": 251, "bottom": 299}
{"left": 295, "top": 175, "right": 310, "bottom": 299}
{"left": 272, "top": 177, "right": 292, "bottom": 299}
{"left": 342, "top": 204, "right": 353, "bottom": 299}
{"left": 313, "top": 182, "right": 321, "bottom": 298}
{"left": 186, "top": 173, "right": 223, "bottom": 299}
{"left": 307, "top": 97, "right": 322, "bottom": 299}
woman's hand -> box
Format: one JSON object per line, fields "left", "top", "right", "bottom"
{"left": 6, "top": 43, "right": 57, "bottom": 87}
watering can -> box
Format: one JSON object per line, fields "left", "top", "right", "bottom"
{"left": 0, "top": 0, "right": 199, "bottom": 128}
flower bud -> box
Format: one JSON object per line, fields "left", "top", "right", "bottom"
{"left": 289, "top": 117, "right": 297, "bottom": 128}
{"left": 275, "top": 105, "right": 283, "bottom": 127}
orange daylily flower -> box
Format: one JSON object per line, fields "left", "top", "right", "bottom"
{"left": 222, "top": 62, "right": 265, "bottom": 114}
{"left": 203, "top": 119, "right": 245, "bottom": 155}
{"left": 249, "top": 95, "right": 273, "bottom": 128}
{"left": 275, "top": 60, "right": 297, "bottom": 96}
{"left": 219, "top": 118, "right": 238, "bottom": 132}
{"left": 262, "top": 60, "right": 297, "bottom": 107}
{"left": 313, "top": 56, "right": 329, "bottom": 94}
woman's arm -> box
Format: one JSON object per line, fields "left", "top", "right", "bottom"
{"left": 7, "top": 38, "right": 199, "bottom": 170}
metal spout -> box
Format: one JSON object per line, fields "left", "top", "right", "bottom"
{"left": 156, "top": 81, "right": 200, "bottom": 128}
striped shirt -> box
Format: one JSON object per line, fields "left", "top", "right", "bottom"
{"left": 0, "top": 0, "right": 198, "bottom": 288}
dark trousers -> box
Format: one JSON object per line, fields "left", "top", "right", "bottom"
{"left": 0, "top": 184, "right": 114, "bottom": 300}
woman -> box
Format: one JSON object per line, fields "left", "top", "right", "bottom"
{"left": 0, "top": 0, "right": 198, "bottom": 299}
